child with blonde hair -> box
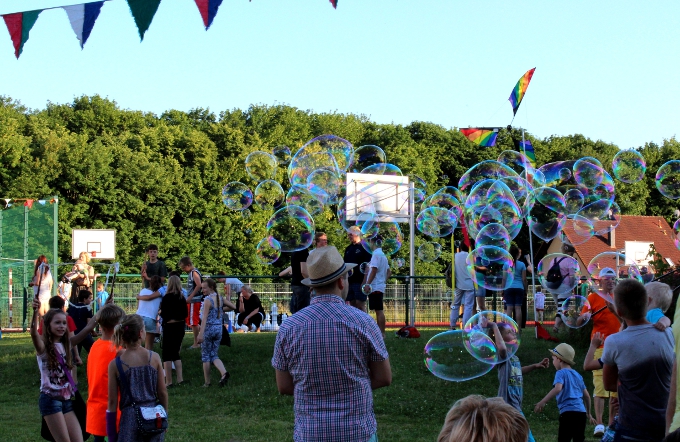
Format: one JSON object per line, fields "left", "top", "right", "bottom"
{"left": 645, "top": 281, "right": 673, "bottom": 330}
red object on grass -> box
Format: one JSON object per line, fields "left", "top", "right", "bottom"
{"left": 535, "top": 322, "right": 559, "bottom": 342}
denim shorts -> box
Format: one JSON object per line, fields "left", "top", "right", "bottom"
{"left": 39, "top": 393, "right": 74, "bottom": 416}
{"left": 142, "top": 316, "right": 158, "bottom": 333}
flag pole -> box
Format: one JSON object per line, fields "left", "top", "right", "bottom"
{"left": 521, "top": 128, "right": 538, "bottom": 339}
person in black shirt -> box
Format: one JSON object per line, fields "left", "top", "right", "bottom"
{"left": 68, "top": 289, "right": 94, "bottom": 356}
{"left": 236, "top": 285, "right": 265, "bottom": 332}
{"left": 344, "top": 226, "right": 372, "bottom": 312}
{"left": 288, "top": 232, "right": 328, "bottom": 314}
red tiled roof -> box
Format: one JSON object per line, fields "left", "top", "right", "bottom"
{"left": 562, "top": 215, "right": 680, "bottom": 271}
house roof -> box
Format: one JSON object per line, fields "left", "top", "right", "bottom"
{"left": 562, "top": 215, "right": 680, "bottom": 271}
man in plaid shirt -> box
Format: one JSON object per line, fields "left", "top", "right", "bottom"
{"left": 272, "top": 246, "right": 392, "bottom": 442}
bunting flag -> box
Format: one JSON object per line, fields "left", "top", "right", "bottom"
{"left": 63, "top": 1, "right": 105, "bottom": 49}
{"left": 460, "top": 127, "right": 500, "bottom": 147}
{"left": 194, "top": 0, "right": 223, "bottom": 30}
{"left": 2, "top": 10, "right": 42, "bottom": 59}
{"left": 508, "top": 67, "right": 536, "bottom": 116}
{"left": 24, "top": 199, "right": 34, "bottom": 209}
{"left": 517, "top": 139, "right": 536, "bottom": 169}
{"left": 329, "top": 0, "right": 338, "bottom": 8}
{"left": 127, "top": 0, "right": 162, "bottom": 41}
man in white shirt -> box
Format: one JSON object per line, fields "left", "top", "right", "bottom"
{"left": 365, "top": 236, "right": 391, "bottom": 338}
{"left": 451, "top": 243, "right": 475, "bottom": 329}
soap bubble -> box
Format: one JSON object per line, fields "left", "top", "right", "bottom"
{"left": 612, "top": 150, "right": 646, "bottom": 183}
{"left": 587, "top": 252, "right": 624, "bottom": 304}
{"left": 356, "top": 211, "right": 380, "bottom": 239}
{"left": 537, "top": 253, "right": 580, "bottom": 295}
{"left": 467, "top": 246, "right": 514, "bottom": 291}
{"left": 424, "top": 330, "right": 494, "bottom": 382}
{"left": 256, "top": 237, "right": 281, "bottom": 265}
{"left": 361, "top": 163, "right": 403, "bottom": 176}
{"left": 273, "top": 145, "right": 291, "bottom": 165}
{"left": 359, "top": 262, "right": 369, "bottom": 274}
{"left": 416, "top": 207, "right": 457, "bottom": 238}
{"left": 497, "top": 150, "right": 531, "bottom": 175}
{"left": 362, "top": 284, "right": 373, "bottom": 295}
{"left": 395, "top": 258, "right": 405, "bottom": 268}
{"left": 656, "top": 161, "right": 680, "bottom": 199}
{"left": 337, "top": 192, "right": 375, "bottom": 233}
{"left": 245, "top": 151, "right": 278, "bottom": 182}
{"left": 222, "top": 182, "right": 253, "bottom": 211}
{"left": 352, "top": 145, "right": 386, "bottom": 173}
{"left": 301, "top": 134, "right": 353, "bottom": 172}
{"left": 254, "top": 180, "right": 285, "bottom": 209}
{"left": 413, "top": 175, "right": 427, "bottom": 190}
{"left": 674, "top": 219, "right": 680, "bottom": 251}
{"left": 475, "top": 223, "right": 511, "bottom": 252}
{"left": 307, "top": 169, "right": 341, "bottom": 204}
{"left": 361, "top": 222, "right": 403, "bottom": 256}
{"left": 528, "top": 187, "right": 566, "bottom": 241}
{"left": 286, "top": 185, "right": 324, "bottom": 216}
{"left": 418, "top": 242, "right": 442, "bottom": 262}
{"left": 560, "top": 295, "right": 591, "bottom": 329}
{"left": 458, "top": 160, "right": 519, "bottom": 196}
{"left": 266, "top": 205, "right": 315, "bottom": 252}
{"left": 563, "top": 188, "right": 585, "bottom": 215}
{"left": 463, "top": 311, "right": 521, "bottom": 364}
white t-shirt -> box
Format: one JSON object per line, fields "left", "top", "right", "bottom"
{"left": 368, "top": 248, "right": 389, "bottom": 293}
{"left": 455, "top": 251, "right": 474, "bottom": 290}
{"left": 136, "top": 288, "right": 164, "bottom": 319}
{"left": 224, "top": 278, "right": 244, "bottom": 295}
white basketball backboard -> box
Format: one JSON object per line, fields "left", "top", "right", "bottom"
{"left": 345, "top": 173, "right": 411, "bottom": 223}
{"left": 72, "top": 229, "right": 116, "bottom": 260}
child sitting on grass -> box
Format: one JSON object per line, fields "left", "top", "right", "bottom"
{"left": 86, "top": 303, "right": 125, "bottom": 442}
{"left": 535, "top": 343, "right": 595, "bottom": 442}
{"left": 486, "top": 319, "right": 549, "bottom": 442}
{"left": 645, "top": 281, "right": 673, "bottom": 330}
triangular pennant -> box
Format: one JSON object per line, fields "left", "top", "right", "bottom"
{"left": 6, "top": 203, "right": 12, "bottom": 208}
{"left": 3, "top": 10, "right": 41, "bottom": 59}
{"left": 329, "top": 0, "right": 338, "bottom": 8}
{"left": 126, "top": 0, "right": 162, "bottom": 41}
{"left": 509, "top": 67, "right": 536, "bottom": 116}
{"left": 460, "top": 127, "right": 500, "bottom": 147}
{"left": 38, "top": 200, "right": 46, "bottom": 205}
{"left": 63, "top": 1, "right": 105, "bottom": 49}
{"left": 24, "top": 199, "right": 34, "bottom": 208}
{"left": 4, "top": 199, "right": 11, "bottom": 204}
{"left": 194, "top": 0, "right": 223, "bottom": 30}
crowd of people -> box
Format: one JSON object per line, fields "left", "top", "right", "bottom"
{"left": 25, "top": 231, "right": 680, "bottom": 442}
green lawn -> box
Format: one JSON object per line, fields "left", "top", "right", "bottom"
{"left": 0, "top": 326, "right": 601, "bottom": 441}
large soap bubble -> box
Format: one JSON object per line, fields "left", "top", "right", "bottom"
{"left": 612, "top": 150, "right": 646, "bottom": 183}
{"left": 587, "top": 252, "right": 624, "bottom": 303}
{"left": 475, "top": 223, "right": 511, "bottom": 252}
{"left": 222, "top": 182, "right": 253, "bottom": 211}
{"left": 286, "top": 185, "right": 324, "bottom": 216}
{"left": 254, "top": 180, "right": 285, "bottom": 209}
{"left": 307, "top": 169, "right": 342, "bottom": 205}
{"left": 537, "top": 253, "right": 580, "bottom": 295}
{"left": 674, "top": 219, "right": 680, "bottom": 251}
{"left": 352, "top": 145, "right": 386, "bottom": 173}
{"left": 272, "top": 145, "right": 291, "bottom": 165}
{"left": 418, "top": 242, "right": 442, "bottom": 262}
{"left": 424, "top": 330, "right": 494, "bottom": 382}
{"left": 301, "top": 134, "right": 353, "bottom": 172}
{"left": 656, "top": 160, "right": 680, "bottom": 199}
{"left": 563, "top": 188, "right": 585, "bottom": 215}
{"left": 245, "top": 151, "right": 278, "bottom": 182}
{"left": 361, "top": 222, "right": 403, "bottom": 256}
{"left": 467, "top": 246, "right": 515, "bottom": 291}
{"left": 266, "top": 205, "right": 315, "bottom": 252}
{"left": 561, "top": 295, "right": 591, "bottom": 329}
{"left": 458, "top": 160, "right": 519, "bottom": 196}
{"left": 463, "top": 311, "right": 521, "bottom": 364}
{"left": 256, "top": 237, "right": 281, "bottom": 265}
{"left": 361, "top": 163, "right": 403, "bottom": 176}
{"left": 573, "top": 158, "right": 605, "bottom": 189}
{"left": 528, "top": 187, "right": 566, "bottom": 241}
{"left": 416, "top": 207, "right": 457, "bottom": 238}
{"left": 498, "top": 150, "right": 531, "bottom": 176}
{"left": 337, "top": 192, "right": 375, "bottom": 232}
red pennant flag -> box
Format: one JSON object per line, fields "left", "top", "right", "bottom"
{"left": 24, "top": 199, "right": 34, "bottom": 208}
{"left": 535, "top": 322, "right": 559, "bottom": 342}
{"left": 2, "top": 10, "right": 42, "bottom": 58}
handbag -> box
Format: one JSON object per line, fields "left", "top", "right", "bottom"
{"left": 115, "top": 355, "right": 168, "bottom": 436}
{"left": 41, "top": 352, "right": 90, "bottom": 441}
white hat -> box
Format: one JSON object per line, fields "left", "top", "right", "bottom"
{"left": 599, "top": 267, "right": 616, "bottom": 278}
{"left": 302, "top": 246, "right": 357, "bottom": 287}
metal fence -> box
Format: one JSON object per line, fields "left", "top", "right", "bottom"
{"left": 1, "top": 279, "right": 559, "bottom": 330}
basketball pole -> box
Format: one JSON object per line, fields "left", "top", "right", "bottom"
{"left": 521, "top": 129, "right": 538, "bottom": 338}
{"left": 409, "top": 182, "right": 416, "bottom": 327}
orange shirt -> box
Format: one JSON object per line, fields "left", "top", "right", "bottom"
{"left": 586, "top": 293, "right": 621, "bottom": 346}
{"left": 86, "top": 339, "right": 120, "bottom": 436}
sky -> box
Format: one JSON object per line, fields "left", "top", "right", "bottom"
{"left": 1, "top": 0, "right": 679, "bottom": 150}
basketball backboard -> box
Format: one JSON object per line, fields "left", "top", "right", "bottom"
{"left": 345, "top": 173, "right": 411, "bottom": 223}
{"left": 72, "top": 229, "right": 116, "bottom": 260}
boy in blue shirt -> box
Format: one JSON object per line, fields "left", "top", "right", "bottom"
{"left": 95, "top": 282, "right": 109, "bottom": 310}
{"left": 645, "top": 281, "right": 672, "bottom": 330}
{"left": 535, "top": 343, "right": 595, "bottom": 442}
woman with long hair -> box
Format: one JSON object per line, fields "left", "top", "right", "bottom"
{"left": 32, "top": 255, "right": 53, "bottom": 318}
{"left": 197, "top": 278, "right": 232, "bottom": 387}
{"left": 159, "top": 275, "right": 188, "bottom": 387}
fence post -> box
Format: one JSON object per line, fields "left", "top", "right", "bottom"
{"left": 23, "top": 287, "right": 28, "bottom": 332}
{"left": 8, "top": 267, "right": 12, "bottom": 329}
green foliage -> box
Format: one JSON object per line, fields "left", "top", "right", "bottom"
{"left": 0, "top": 94, "right": 676, "bottom": 277}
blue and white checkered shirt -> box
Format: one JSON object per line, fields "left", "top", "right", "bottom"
{"left": 272, "top": 294, "right": 389, "bottom": 442}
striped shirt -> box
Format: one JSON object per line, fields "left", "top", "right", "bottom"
{"left": 272, "top": 295, "right": 389, "bottom": 442}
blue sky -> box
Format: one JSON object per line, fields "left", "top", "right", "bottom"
{"left": 1, "top": 0, "right": 678, "bottom": 150}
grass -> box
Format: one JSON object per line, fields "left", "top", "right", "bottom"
{"left": 0, "top": 325, "right": 601, "bottom": 441}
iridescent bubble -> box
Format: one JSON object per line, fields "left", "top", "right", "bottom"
{"left": 273, "top": 145, "right": 291, "bottom": 165}
{"left": 337, "top": 192, "right": 376, "bottom": 232}
{"left": 414, "top": 188, "right": 426, "bottom": 203}
{"left": 587, "top": 252, "right": 624, "bottom": 304}
{"left": 463, "top": 311, "right": 521, "bottom": 364}
{"left": 424, "top": 330, "right": 494, "bottom": 382}
{"left": 573, "top": 159, "right": 605, "bottom": 188}
{"left": 245, "top": 151, "right": 278, "bottom": 182}
{"left": 559, "top": 168, "right": 572, "bottom": 181}
{"left": 361, "top": 163, "right": 403, "bottom": 176}
{"left": 563, "top": 189, "right": 585, "bottom": 215}
{"left": 416, "top": 207, "right": 458, "bottom": 238}
{"left": 561, "top": 295, "right": 591, "bottom": 329}
{"left": 656, "top": 161, "right": 680, "bottom": 200}
{"left": 418, "top": 242, "right": 442, "bottom": 262}
{"left": 465, "top": 182, "right": 523, "bottom": 240}
{"left": 612, "top": 150, "right": 646, "bottom": 183}
{"left": 569, "top": 214, "right": 595, "bottom": 245}
{"left": 413, "top": 175, "right": 427, "bottom": 190}
{"left": 286, "top": 185, "right": 324, "bottom": 216}
{"left": 359, "top": 262, "right": 369, "bottom": 274}
{"left": 537, "top": 253, "right": 580, "bottom": 295}
{"left": 458, "top": 160, "right": 519, "bottom": 196}
{"left": 361, "top": 222, "right": 403, "bottom": 256}
{"left": 265, "top": 205, "right": 315, "bottom": 253}
{"left": 528, "top": 187, "right": 566, "bottom": 241}
{"left": 674, "top": 219, "right": 680, "bottom": 251}
{"left": 475, "top": 223, "right": 511, "bottom": 252}
{"left": 254, "top": 180, "right": 285, "bottom": 209}
{"left": 356, "top": 211, "right": 380, "bottom": 239}
{"left": 497, "top": 150, "right": 531, "bottom": 175}
{"left": 395, "top": 258, "right": 405, "bottom": 268}
{"left": 301, "top": 134, "right": 354, "bottom": 172}
{"left": 362, "top": 283, "right": 372, "bottom": 295}
{"left": 256, "top": 236, "right": 281, "bottom": 265}
{"left": 466, "top": 246, "right": 514, "bottom": 291}
{"left": 352, "top": 145, "right": 386, "bottom": 173}
{"left": 307, "top": 168, "right": 341, "bottom": 204}
{"left": 222, "top": 182, "right": 253, "bottom": 211}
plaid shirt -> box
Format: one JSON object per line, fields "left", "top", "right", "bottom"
{"left": 272, "top": 295, "right": 389, "bottom": 442}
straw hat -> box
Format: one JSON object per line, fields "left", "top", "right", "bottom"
{"left": 549, "top": 343, "right": 576, "bottom": 366}
{"left": 302, "top": 246, "right": 357, "bottom": 287}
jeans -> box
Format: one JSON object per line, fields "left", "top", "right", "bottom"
{"left": 451, "top": 289, "right": 475, "bottom": 327}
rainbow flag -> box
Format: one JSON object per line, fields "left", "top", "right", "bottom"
{"left": 519, "top": 139, "right": 536, "bottom": 169}
{"left": 508, "top": 68, "right": 536, "bottom": 116}
{"left": 460, "top": 128, "right": 499, "bottom": 147}
{"left": 2, "top": 10, "right": 41, "bottom": 59}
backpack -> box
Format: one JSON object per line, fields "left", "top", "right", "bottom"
{"left": 545, "top": 257, "right": 566, "bottom": 289}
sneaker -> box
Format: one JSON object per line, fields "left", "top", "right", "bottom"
{"left": 594, "top": 424, "right": 605, "bottom": 437}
